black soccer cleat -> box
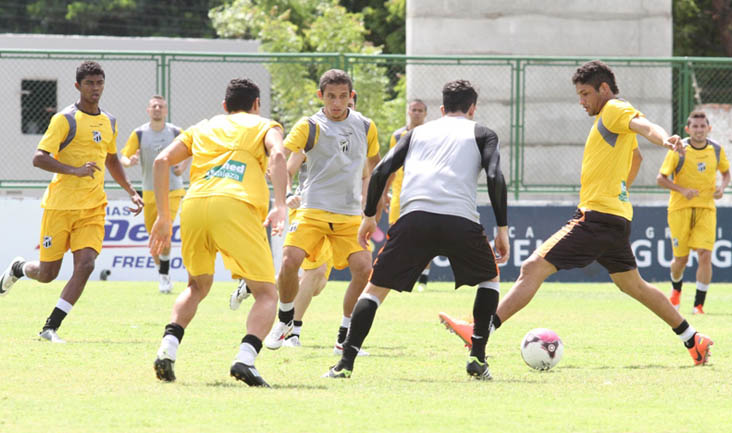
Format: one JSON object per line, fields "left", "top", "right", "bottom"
{"left": 154, "top": 357, "right": 176, "bottom": 382}
{"left": 466, "top": 356, "right": 492, "bottom": 381}
{"left": 230, "top": 362, "right": 271, "bottom": 387}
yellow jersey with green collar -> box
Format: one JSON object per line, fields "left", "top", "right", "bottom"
{"left": 578, "top": 99, "right": 642, "bottom": 221}
{"left": 659, "top": 138, "right": 730, "bottom": 211}
{"left": 37, "top": 104, "right": 118, "bottom": 210}
{"left": 178, "top": 112, "right": 281, "bottom": 221}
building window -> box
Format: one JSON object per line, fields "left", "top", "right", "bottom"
{"left": 21, "top": 79, "right": 57, "bottom": 135}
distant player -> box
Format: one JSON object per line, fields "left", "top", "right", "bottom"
{"left": 120, "top": 95, "right": 185, "bottom": 293}
{"left": 659, "top": 111, "right": 730, "bottom": 314}
{"left": 265, "top": 70, "right": 380, "bottom": 354}
{"left": 150, "top": 78, "right": 287, "bottom": 387}
{"left": 387, "top": 99, "right": 428, "bottom": 291}
{"left": 0, "top": 61, "right": 143, "bottom": 343}
{"left": 324, "top": 79, "right": 510, "bottom": 380}
{"left": 460, "top": 60, "right": 711, "bottom": 369}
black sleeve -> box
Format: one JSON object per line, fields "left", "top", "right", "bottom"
{"left": 475, "top": 124, "right": 507, "bottom": 227}
{"left": 363, "top": 129, "right": 413, "bottom": 217}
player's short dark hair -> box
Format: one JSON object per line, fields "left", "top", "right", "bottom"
{"left": 319, "top": 69, "right": 353, "bottom": 93}
{"left": 442, "top": 80, "right": 477, "bottom": 113}
{"left": 409, "top": 99, "right": 427, "bottom": 110}
{"left": 225, "top": 78, "right": 260, "bottom": 112}
{"left": 76, "top": 61, "right": 105, "bottom": 84}
{"left": 572, "top": 60, "right": 619, "bottom": 94}
{"left": 687, "top": 110, "right": 710, "bottom": 126}
{"left": 351, "top": 90, "right": 358, "bottom": 105}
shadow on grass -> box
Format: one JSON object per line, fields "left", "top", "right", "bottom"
{"left": 202, "top": 380, "right": 327, "bottom": 390}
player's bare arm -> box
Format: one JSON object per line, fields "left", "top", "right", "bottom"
{"left": 32, "top": 149, "right": 101, "bottom": 179}
{"left": 629, "top": 116, "right": 683, "bottom": 153}
{"left": 494, "top": 226, "right": 510, "bottom": 265}
{"left": 657, "top": 172, "right": 699, "bottom": 200}
{"left": 715, "top": 170, "right": 731, "bottom": 199}
{"left": 106, "top": 152, "right": 144, "bottom": 215}
{"left": 627, "top": 148, "right": 643, "bottom": 188}
{"left": 264, "top": 126, "right": 288, "bottom": 236}
{"left": 285, "top": 150, "right": 305, "bottom": 208}
{"left": 149, "top": 139, "right": 190, "bottom": 256}
{"left": 120, "top": 150, "right": 140, "bottom": 167}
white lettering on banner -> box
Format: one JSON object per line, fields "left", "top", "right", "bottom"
{"left": 665, "top": 227, "right": 671, "bottom": 239}
{"left": 632, "top": 239, "right": 652, "bottom": 267}
{"left": 525, "top": 226, "right": 534, "bottom": 238}
{"left": 513, "top": 239, "right": 531, "bottom": 267}
{"left": 111, "top": 255, "right": 184, "bottom": 269}
{"left": 714, "top": 240, "right": 731, "bottom": 267}
{"left": 657, "top": 240, "right": 673, "bottom": 267}
{"left": 718, "top": 227, "right": 723, "bottom": 238}
{"left": 508, "top": 226, "right": 515, "bottom": 238}
{"left": 645, "top": 226, "right": 654, "bottom": 238}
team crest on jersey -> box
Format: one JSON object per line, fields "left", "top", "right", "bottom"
{"left": 288, "top": 221, "right": 299, "bottom": 232}
{"left": 672, "top": 238, "right": 679, "bottom": 248}
{"left": 92, "top": 130, "right": 102, "bottom": 143}
{"left": 43, "top": 236, "right": 52, "bottom": 248}
{"left": 338, "top": 132, "right": 352, "bottom": 153}
{"left": 697, "top": 162, "right": 706, "bottom": 172}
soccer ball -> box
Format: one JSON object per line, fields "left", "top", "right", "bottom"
{"left": 520, "top": 328, "right": 563, "bottom": 371}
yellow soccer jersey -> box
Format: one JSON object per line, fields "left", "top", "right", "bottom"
{"left": 37, "top": 104, "right": 118, "bottom": 210}
{"left": 578, "top": 99, "right": 643, "bottom": 221}
{"left": 179, "top": 112, "right": 281, "bottom": 221}
{"left": 659, "top": 138, "right": 730, "bottom": 211}
{"left": 388, "top": 126, "right": 408, "bottom": 197}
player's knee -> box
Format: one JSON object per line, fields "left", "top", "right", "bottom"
{"left": 696, "top": 249, "right": 712, "bottom": 264}
{"left": 281, "top": 254, "right": 303, "bottom": 274}
{"left": 74, "top": 258, "right": 96, "bottom": 277}
{"left": 672, "top": 255, "right": 689, "bottom": 267}
{"left": 37, "top": 266, "right": 60, "bottom": 283}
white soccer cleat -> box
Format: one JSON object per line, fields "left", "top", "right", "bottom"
{"left": 39, "top": 328, "right": 66, "bottom": 344}
{"left": 416, "top": 283, "right": 426, "bottom": 292}
{"left": 264, "top": 321, "right": 293, "bottom": 350}
{"left": 159, "top": 274, "right": 173, "bottom": 294}
{"left": 283, "top": 335, "right": 301, "bottom": 347}
{"left": 333, "top": 342, "right": 369, "bottom": 357}
{"left": 229, "top": 280, "right": 251, "bottom": 310}
{"left": 0, "top": 256, "right": 24, "bottom": 296}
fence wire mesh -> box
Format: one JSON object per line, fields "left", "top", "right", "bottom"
{"left": 2, "top": 50, "right": 731, "bottom": 199}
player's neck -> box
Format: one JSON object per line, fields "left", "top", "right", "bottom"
{"left": 76, "top": 100, "right": 100, "bottom": 115}
{"left": 689, "top": 138, "right": 708, "bottom": 149}
{"left": 323, "top": 107, "right": 349, "bottom": 122}
{"left": 149, "top": 120, "right": 165, "bottom": 132}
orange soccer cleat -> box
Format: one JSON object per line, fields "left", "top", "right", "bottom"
{"left": 688, "top": 333, "right": 713, "bottom": 366}
{"left": 438, "top": 312, "right": 474, "bottom": 349}
{"left": 669, "top": 290, "right": 681, "bottom": 310}
{"left": 692, "top": 305, "right": 705, "bottom": 315}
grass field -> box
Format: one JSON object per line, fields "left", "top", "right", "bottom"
{"left": 1, "top": 279, "right": 730, "bottom": 433}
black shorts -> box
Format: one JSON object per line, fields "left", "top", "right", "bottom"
{"left": 536, "top": 209, "right": 637, "bottom": 274}
{"left": 370, "top": 211, "right": 498, "bottom": 292}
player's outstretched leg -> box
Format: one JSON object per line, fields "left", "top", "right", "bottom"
{"left": 0, "top": 257, "right": 25, "bottom": 296}
{"left": 438, "top": 312, "right": 475, "bottom": 348}
{"left": 230, "top": 335, "right": 270, "bottom": 388}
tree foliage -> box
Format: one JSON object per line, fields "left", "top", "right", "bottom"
{"left": 674, "top": 0, "right": 732, "bottom": 56}
{"left": 210, "top": 0, "right": 405, "bottom": 151}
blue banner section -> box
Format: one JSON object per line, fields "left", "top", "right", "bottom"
{"left": 331, "top": 206, "right": 732, "bottom": 284}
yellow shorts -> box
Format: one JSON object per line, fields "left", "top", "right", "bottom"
{"left": 668, "top": 207, "right": 716, "bottom": 256}
{"left": 181, "top": 196, "right": 275, "bottom": 283}
{"left": 142, "top": 189, "right": 185, "bottom": 234}
{"left": 39, "top": 204, "right": 106, "bottom": 261}
{"left": 388, "top": 191, "right": 400, "bottom": 226}
{"left": 284, "top": 210, "right": 365, "bottom": 270}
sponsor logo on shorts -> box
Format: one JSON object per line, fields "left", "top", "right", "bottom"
{"left": 697, "top": 162, "right": 706, "bottom": 172}
{"left": 43, "top": 236, "right": 52, "bottom": 248}
{"left": 288, "top": 221, "right": 299, "bottom": 232}
{"left": 92, "top": 130, "right": 102, "bottom": 143}
{"left": 672, "top": 238, "right": 679, "bottom": 247}
{"left": 204, "top": 160, "right": 246, "bottom": 182}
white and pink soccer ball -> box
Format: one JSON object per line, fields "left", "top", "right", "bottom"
{"left": 520, "top": 328, "right": 563, "bottom": 371}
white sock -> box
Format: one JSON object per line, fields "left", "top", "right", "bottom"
{"left": 235, "top": 342, "right": 258, "bottom": 365}
{"left": 279, "top": 301, "right": 294, "bottom": 312}
{"left": 341, "top": 315, "right": 351, "bottom": 328}
{"left": 679, "top": 324, "right": 696, "bottom": 343}
{"left": 159, "top": 334, "right": 180, "bottom": 360}
{"left": 292, "top": 323, "right": 302, "bottom": 336}
{"left": 670, "top": 272, "right": 682, "bottom": 283}
{"left": 421, "top": 268, "right": 430, "bottom": 276}
{"left": 159, "top": 253, "right": 170, "bottom": 261}
{"left": 696, "top": 282, "right": 709, "bottom": 292}
{"left": 56, "top": 298, "right": 73, "bottom": 314}
{"left": 359, "top": 292, "right": 382, "bottom": 308}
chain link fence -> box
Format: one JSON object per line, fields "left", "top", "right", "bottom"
{"left": 2, "top": 50, "right": 732, "bottom": 199}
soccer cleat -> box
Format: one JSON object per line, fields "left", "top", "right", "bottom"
{"left": 230, "top": 362, "right": 270, "bottom": 387}
{"left": 322, "top": 364, "right": 352, "bottom": 379}
{"left": 466, "top": 356, "right": 492, "bottom": 380}
{"left": 416, "top": 283, "right": 426, "bottom": 292}
{"left": 264, "top": 321, "right": 293, "bottom": 350}
{"left": 692, "top": 305, "right": 705, "bottom": 315}
{"left": 688, "top": 333, "right": 713, "bottom": 366}
{"left": 38, "top": 328, "right": 66, "bottom": 343}
{"left": 158, "top": 274, "right": 173, "bottom": 294}
{"left": 669, "top": 290, "right": 681, "bottom": 310}
{"left": 154, "top": 357, "right": 176, "bottom": 382}
{"left": 283, "top": 335, "right": 301, "bottom": 347}
{"left": 0, "top": 256, "right": 24, "bottom": 296}
{"left": 439, "top": 312, "right": 474, "bottom": 349}
{"left": 333, "top": 342, "right": 369, "bottom": 357}
{"left": 229, "top": 280, "right": 251, "bottom": 310}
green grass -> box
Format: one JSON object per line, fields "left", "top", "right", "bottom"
{"left": 1, "top": 279, "right": 730, "bottom": 433}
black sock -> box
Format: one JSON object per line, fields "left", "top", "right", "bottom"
{"left": 672, "top": 280, "right": 683, "bottom": 292}
{"left": 470, "top": 287, "right": 499, "bottom": 362}
{"left": 493, "top": 314, "right": 502, "bottom": 330}
{"left": 159, "top": 259, "right": 170, "bottom": 275}
{"left": 339, "top": 298, "right": 379, "bottom": 370}
{"left": 164, "top": 322, "right": 185, "bottom": 343}
{"left": 694, "top": 290, "right": 707, "bottom": 307}
{"left": 278, "top": 308, "right": 294, "bottom": 325}
{"left": 241, "top": 334, "right": 262, "bottom": 353}
{"left": 43, "top": 307, "right": 67, "bottom": 331}
{"left": 418, "top": 272, "right": 429, "bottom": 285}
{"left": 11, "top": 260, "right": 26, "bottom": 278}
{"left": 672, "top": 320, "right": 696, "bottom": 348}
{"left": 337, "top": 326, "right": 348, "bottom": 345}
